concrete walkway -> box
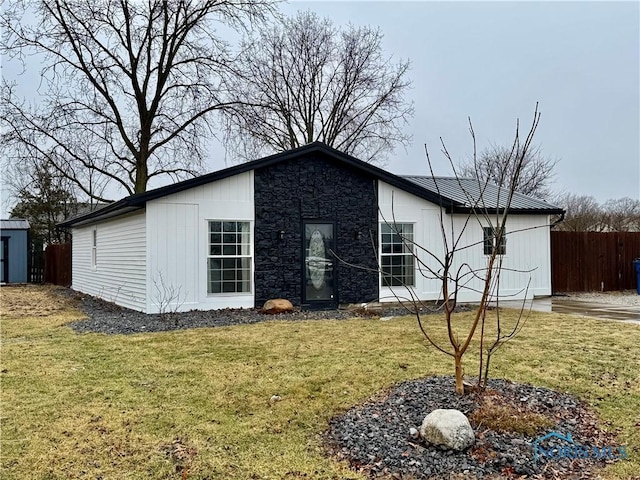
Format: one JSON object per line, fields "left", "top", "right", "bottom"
{"left": 499, "top": 297, "right": 640, "bottom": 324}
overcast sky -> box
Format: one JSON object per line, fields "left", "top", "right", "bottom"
{"left": 2, "top": 1, "right": 639, "bottom": 216}
{"left": 273, "top": 0, "right": 639, "bottom": 203}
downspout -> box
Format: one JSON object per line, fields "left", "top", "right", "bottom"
{"left": 551, "top": 211, "right": 565, "bottom": 229}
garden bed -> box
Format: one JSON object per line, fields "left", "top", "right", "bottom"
{"left": 327, "top": 376, "right": 620, "bottom": 479}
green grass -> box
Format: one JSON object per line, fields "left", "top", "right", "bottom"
{"left": 1, "top": 286, "right": 639, "bottom": 479}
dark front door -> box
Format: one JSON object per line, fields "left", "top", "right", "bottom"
{"left": 1, "top": 237, "right": 8, "bottom": 283}
{"left": 303, "top": 222, "right": 337, "bottom": 308}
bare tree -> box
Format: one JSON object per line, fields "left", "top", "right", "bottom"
{"left": 1, "top": 0, "right": 276, "bottom": 202}
{"left": 457, "top": 144, "right": 557, "bottom": 199}
{"left": 602, "top": 197, "right": 640, "bottom": 232}
{"left": 152, "top": 270, "right": 186, "bottom": 320}
{"left": 222, "top": 10, "right": 413, "bottom": 163}
{"left": 553, "top": 193, "right": 605, "bottom": 231}
{"left": 378, "top": 106, "right": 544, "bottom": 395}
{"left": 552, "top": 194, "right": 640, "bottom": 232}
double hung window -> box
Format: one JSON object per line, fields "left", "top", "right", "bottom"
{"left": 381, "top": 223, "right": 415, "bottom": 287}
{"left": 207, "top": 221, "right": 251, "bottom": 294}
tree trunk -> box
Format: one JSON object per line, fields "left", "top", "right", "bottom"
{"left": 135, "top": 161, "right": 147, "bottom": 194}
{"left": 454, "top": 353, "right": 464, "bottom": 395}
{"left": 135, "top": 138, "right": 149, "bottom": 193}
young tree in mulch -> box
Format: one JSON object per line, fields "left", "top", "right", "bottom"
{"left": 383, "top": 104, "right": 548, "bottom": 395}
{"left": 329, "top": 108, "right": 626, "bottom": 477}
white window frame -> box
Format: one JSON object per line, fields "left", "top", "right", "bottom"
{"left": 91, "top": 227, "right": 97, "bottom": 270}
{"left": 207, "top": 220, "right": 252, "bottom": 295}
{"left": 483, "top": 226, "right": 507, "bottom": 256}
{"left": 380, "top": 223, "right": 415, "bottom": 287}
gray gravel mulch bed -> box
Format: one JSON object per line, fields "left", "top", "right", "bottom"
{"left": 326, "top": 376, "right": 622, "bottom": 479}
{"left": 57, "top": 287, "right": 463, "bottom": 335}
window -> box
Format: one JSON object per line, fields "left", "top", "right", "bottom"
{"left": 92, "top": 228, "right": 97, "bottom": 269}
{"left": 483, "top": 226, "right": 506, "bottom": 256}
{"left": 381, "top": 223, "right": 414, "bottom": 286}
{"left": 207, "top": 221, "right": 251, "bottom": 294}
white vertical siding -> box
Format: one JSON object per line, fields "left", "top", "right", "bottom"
{"left": 147, "top": 203, "right": 199, "bottom": 312}
{"left": 71, "top": 211, "right": 146, "bottom": 311}
{"left": 444, "top": 213, "right": 552, "bottom": 302}
{"left": 145, "top": 171, "right": 255, "bottom": 313}
{"left": 378, "top": 181, "right": 552, "bottom": 303}
{"left": 378, "top": 183, "right": 443, "bottom": 302}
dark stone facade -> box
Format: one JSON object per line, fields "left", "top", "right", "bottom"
{"left": 254, "top": 152, "right": 379, "bottom": 308}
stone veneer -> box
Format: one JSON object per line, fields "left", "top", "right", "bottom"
{"left": 254, "top": 152, "right": 379, "bottom": 309}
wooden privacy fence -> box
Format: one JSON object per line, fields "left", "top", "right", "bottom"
{"left": 29, "top": 238, "right": 45, "bottom": 283}
{"left": 551, "top": 231, "right": 640, "bottom": 293}
{"left": 44, "top": 243, "right": 72, "bottom": 287}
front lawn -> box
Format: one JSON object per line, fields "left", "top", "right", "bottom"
{"left": 1, "top": 286, "right": 638, "bottom": 479}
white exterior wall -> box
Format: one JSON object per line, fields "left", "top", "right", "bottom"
{"left": 145, "top": 171, "right": 254, "bottom": 313}
{"left": 378, "top": 181, "right": 552, "bottom": 303}
{"left": 71, "top": 212, "right": 146, "bottom": 311}
{"left": 442, "top": 213, "right": 552, "bottom": 302}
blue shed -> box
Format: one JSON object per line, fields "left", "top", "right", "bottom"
{"left": 1, "top": 219, "right": 31, "bottom": 284}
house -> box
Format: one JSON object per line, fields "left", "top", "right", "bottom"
{"left": 0, "top": 219, "right": 31, "bottom": 284}
{"left": 59, "top": 142, "right": 563, "bottom": 313}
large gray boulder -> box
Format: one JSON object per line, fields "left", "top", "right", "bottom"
{"left": 419, "top": 409, "right": 475, "bottom": 451}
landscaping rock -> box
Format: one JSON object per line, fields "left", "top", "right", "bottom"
{"left": 260, "top": 298, "right": 294, "bottom": 314}
{"left": 326, "top": 376, "right": 618, "bottom": 479}
{"left": 419, "top": 409, "right": 475, "bottom": 451}
{"left": 57, "top": 285, "right": 476, "bottom": 336}
{"left": 65, "top": 287, "right": 475, "bottom": 335}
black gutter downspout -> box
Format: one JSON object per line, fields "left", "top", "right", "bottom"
{"left": 551, "top": 211, "right": 566, "bottom": 229}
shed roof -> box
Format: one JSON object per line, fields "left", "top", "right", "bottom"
{"left": 1, "top": 219, "right": 30, "bottom": 230}
{"left": 59, "top": 142, "right": 564, "bottom": 227}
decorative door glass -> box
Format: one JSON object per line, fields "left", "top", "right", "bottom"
{"left": 304, "top": 223, "right": 335, "bottom": 303}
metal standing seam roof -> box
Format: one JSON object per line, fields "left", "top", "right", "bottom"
{"left": 401, "top": 176, "right": 562, "bottom": 212}
{"left": 58, "top": 142, "right": 564, "bottom": 228}
{"left": 0, "top": 219, "right": 30, "bottom": 230}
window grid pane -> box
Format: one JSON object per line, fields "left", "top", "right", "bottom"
{"left": 483, "top": 227, "right": 506, "bottom": 256}
{"left": 208, "top": 221, "right": 251, "bottom": 294}
{"left": 380, "top": 223, "right": 415, "bottom": 286}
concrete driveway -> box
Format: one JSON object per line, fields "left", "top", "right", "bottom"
{"left": 499, "top": 297, "right": 640, "bottom": 324}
